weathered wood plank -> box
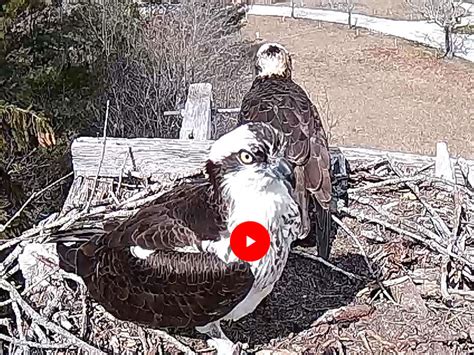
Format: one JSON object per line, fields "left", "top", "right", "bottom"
{"left": 71, "top": 137, "right": 213, "bottom": 180}
{"left": 338, "top": 146, "right": 474, "bottom": 172}
{"left": 179, "top": 83, "right": 213, "bottom": 140}
{"left": 71, "top": 137, "right": 474, "bottom": 180}
{"left": 62, "top": 175, "right": 85, "bottom": 214}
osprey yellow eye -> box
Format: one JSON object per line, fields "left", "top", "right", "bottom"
{"left": 239, "top": 150, "right": 255, "bottom": 164}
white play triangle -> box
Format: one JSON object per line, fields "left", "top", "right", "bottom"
{"left": 245, "top": 235, "right": 256, "bottom": 248}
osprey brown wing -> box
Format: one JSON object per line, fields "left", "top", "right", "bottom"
{"left": 239, "top": 78, "right": 332, "bottom": 257}
{"left": 239, "top": 80, "right": 331, "bottom": 200}
{"left": 57, "top": 180, "right": 254, "bottom": 329}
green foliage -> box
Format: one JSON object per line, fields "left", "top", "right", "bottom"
{"left": 1, "top": 4, "right": 102, "bottom": 131}
{"left": 0, "top": 3, "right": 101, "bottom": 238}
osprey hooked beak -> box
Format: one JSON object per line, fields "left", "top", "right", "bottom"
{"left": 271, "top": 157, "right": 295, "bottom": 189}
{"left": 207, "top": 122, "right": 297, "bottom": 195}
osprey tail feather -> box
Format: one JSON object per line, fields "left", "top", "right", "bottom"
{"left": 49, "top": 227, "right": 105, "bottom": 277}
{"left": 49, "top": 227, "right": 106, "bottom": 243}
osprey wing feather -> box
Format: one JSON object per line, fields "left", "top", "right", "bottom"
{"left": 57, "top": 180, "right": 254, "bottom": 329}
{"left": 239, "top": 43, "right": 332, "bottom": 259}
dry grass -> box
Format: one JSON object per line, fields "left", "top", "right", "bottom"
{"left": 83, "top": 0, "right": 250, "bottom": 139}
{"left": 243, "top": 16, "right": 474, "bottom": 158}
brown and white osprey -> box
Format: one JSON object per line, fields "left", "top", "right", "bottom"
{"left": 54, "top": 122, "right": 303, "bottom": 354}
{"left": 238, "top": 43, "right": 332, "bottom": 259}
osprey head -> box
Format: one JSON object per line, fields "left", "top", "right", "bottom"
{"left": 207, "top": 122, "right": 294, "bottom": 193}
{"left": 255, "top": 43, "right": 292, "bottom": 79}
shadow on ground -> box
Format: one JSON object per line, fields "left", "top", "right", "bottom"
{"left": 223, "top": 252, "right": 371, "bottom": 348}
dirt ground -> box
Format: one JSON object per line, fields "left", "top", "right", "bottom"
{"left": 242, "top": 16, "right": 474, "bottom": 159}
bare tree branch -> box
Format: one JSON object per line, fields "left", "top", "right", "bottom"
{"left": 406, "top": 0, "right": 468, "bottom": 58}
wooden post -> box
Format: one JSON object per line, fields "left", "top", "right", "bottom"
{"left": 179, "top": 83, "right": 213, "bottom": 140}
{"left": 69, "top": 83, "right": 214, "bottom": 179}
{"left": 435, "top": 142, "right": 455, "bottom": 183}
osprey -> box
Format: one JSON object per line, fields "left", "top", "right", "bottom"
{"left": 54, "top": 122, "right": 303, "bottom": 354}
{"left": 238, "top": 43, "right": 332, "bottom": 259}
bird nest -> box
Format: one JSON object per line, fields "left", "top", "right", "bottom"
{"left": 0, "top": 155, "right": 473, "bottom": 354}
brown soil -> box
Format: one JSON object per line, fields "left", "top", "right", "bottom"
{"left": 242, "top": 16, "right": 474, "bottom": 159}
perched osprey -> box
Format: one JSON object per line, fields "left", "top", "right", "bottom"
{"left": 54, "top": 122, "right": 303, "bottom": 354}
{"left": 238, "top": 42, "right": 332, "bottom": 259}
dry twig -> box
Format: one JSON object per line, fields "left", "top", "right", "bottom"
{"left": 0, "top": 333, "right": 72, "bottom": 350}
{"left": 151, "top": 329, "right": 196, "bottom": 355}
{"left": 332, "top": 215, "right": 397, "bottom": 304}
{"left": 340, "top": 206, "right": 473, "bottom": 268}
{"left": 11, "top": 301, "right": 27, "bottom": 354}
{"left": 0, "top": 279, "right": 105, "bottom": 355}
{"left": 292, "top": 247, "right": 366, "bottom": 281}
{"left": 0, "top": 172, "right": 73, "bottom": 234}
{"left": 387, "top": 157, "right": 451, "bottom": 239}
{"left": 348, "top": 175, "right": 425, "bottom": 194}
{"left": 85, "top": 100, "right": 110, "bottom": 213}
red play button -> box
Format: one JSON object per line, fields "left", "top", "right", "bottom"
{"left": 230, "top": 221, "right": 271, "bottom": 262}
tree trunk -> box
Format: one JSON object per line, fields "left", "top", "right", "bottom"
{"left": 444, "top": 25, "right": 454, "bottom": 59}
{"left": 348, "top": 10, "right": 352, "bottom": 28}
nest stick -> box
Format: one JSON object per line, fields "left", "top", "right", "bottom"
{"left": 0, "top": 244, "right": 23, "bottom": 277}
{"left": 31, "top": 322, "right": 47, "bottom": 344}
{"left": 12, "top": 301, "right": 28, "bottom": 353}
{"left": 340, "top": 207, "right": 473, "bottom": 267}
{"left": 451, "top": 188, "right": 464, "bottom": 251}
{"left": 0, "top": 181, "right": 176, "bottom": 253}
{"left": 332, "top": 215, "right": 397, "bottom": 304}
{"left": 387, "top": 157, "right": 452, "bottom": 239}
{"left": 440, "top": 256, "right": 451, "bottom": 301}
{"left": 79, "top": 287, "right": 89, "bottom": 339}
{"left": 359, "top": 331, "right": 374, "bottom": 355}
{"left": 0, "top": 333, "right": 73, "bottom": 350}
{"left": 292, "top": 247, "right": 366, "bottom": 281}
{"left": 356, "top": 276, "right": 410, "bottom": 297}
{"left": 349, "top": 173, "right": 473, "bottom": 198}
{"left": 150, "top": 329, "right": 196, "bottom": 355}
{"left": 0, "top": 172, "right": 73, "bottom": 234}
{"left": 20, "top": 266, "right": 60, "bottom": 297}
{"left": 0, "top": 279, "right": 105, "bottom": 355}
{"left": 352, "top": 195, "right": 445, "bottom": 245}
{"left": 348, "top": 175, "right": 425, "bottom": 194}
{"left": 441, "top": 187, "right": 464, "bottom": 298}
